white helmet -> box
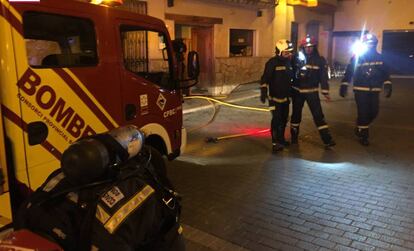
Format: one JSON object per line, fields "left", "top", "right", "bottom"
{"left": 275, "top": 39, "right": 294, "bottom": 56}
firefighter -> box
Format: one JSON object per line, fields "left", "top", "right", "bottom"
{"left": 290, "top": 35, "right": 336, "bottom": 148}
{"left": 340, "top": 33, "right": 392, "bottom": 146}
{"left": 260, "top": 39, "right": 294, "bottom": 153}
{"left": 15, "top": 126, "right": 184, "bottom": 251}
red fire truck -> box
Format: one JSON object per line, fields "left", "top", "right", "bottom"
{"left": 0, "top": 0, "right": 198, "bottom": 229}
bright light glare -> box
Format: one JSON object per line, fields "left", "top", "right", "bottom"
{"left": 298, "top": 51, "right": 306, "bottom": 61}
{"left": 352, "top": 40, "right": 368, "bottom": 56}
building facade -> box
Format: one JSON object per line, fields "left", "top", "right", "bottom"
{"left": 333, "top": 0, "right": 414, "bottom": 75}
{"left": 140, "top": 0, "right": 337, "bottom": 94}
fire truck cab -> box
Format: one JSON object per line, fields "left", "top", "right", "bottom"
{"left": 0, "top": 0, "right": 198, "bottom": 228}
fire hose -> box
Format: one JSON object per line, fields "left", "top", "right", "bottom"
{"left": 183, "top": 95, "right": 273, "bottom": 142}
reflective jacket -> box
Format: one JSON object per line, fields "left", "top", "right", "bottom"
{"left": 293, "top": 52, "right": 329, "bottom": 95}
{"left": 16, "top": 158, "right": 183, "bottom": 251}
{"left": 260, "top": 56, "right": 293, "bottom": 103}
{"left": 341, "top": 50, "right": 392, "bottom": 91}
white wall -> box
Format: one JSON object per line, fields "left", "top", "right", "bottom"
{"left": 274, "top": 0, "right": 334, "bottom": 59}
{"left": 335, "top": 0, "right": 414, "bottom": 50}
{"left": 147, "top": 0, "right": 275, "bottom": 58}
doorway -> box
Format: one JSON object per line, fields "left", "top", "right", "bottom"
{"left": 306, "top": 21, "right": 320, "bottom": 41}
{"left": 175, "top": 24, "right": 214, "bottom": 90}
{"left": 383, "top": 30, "right": 414, "bottom": 75}
{"left": 291, "top": 22, "right": 299, "bottom": 50}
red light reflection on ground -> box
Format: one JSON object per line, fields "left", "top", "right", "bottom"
{"left": 227, "top": 127, "right": 271, "bottom": 138}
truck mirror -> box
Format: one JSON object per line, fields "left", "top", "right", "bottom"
{"left": 187, "top": 51, "right": 200, "bottom": 79}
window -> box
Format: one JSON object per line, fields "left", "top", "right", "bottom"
{"left": 23, "top": 12, "right": 98, "bottom": 68}
{"left": 121, "top": 26, "right": 173, "bottom": 89}
{"left": 230, "top": 29, "right": 254, "bottom": 57}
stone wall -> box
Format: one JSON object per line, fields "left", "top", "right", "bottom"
{"left": 212, "top": 56, "right": 269, "bottom": 95}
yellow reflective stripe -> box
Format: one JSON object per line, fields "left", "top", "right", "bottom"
{"left": 43, "top": 172, "right": 65, "bottom": 192}
{"left": 358, "top": 125, "right": 369, "bottom": 129}
{"left": 341, "top": 82, "right": 350, "bottom": 86}
{"left": 104, "top": 185, "right": 154, "bottom": 234}
{"left": 1, "top": 0, "right": 22, "bottom": 23}
{"left": 178, "top": 225, "right": 183, "bottom": 235}
{"left": 318, "top": 125, "right": 329, "bottom": 130}
{"left": 96, "top": 205, "right": 111, "bottom": 225}
{"left": 269, "top": 97, "right": 288, "bottom": 103}
{"left": 291, "top": 123, "right": 300, "bottom": 127}
{"left": 299, "top": 88, "right": 319, "bottom": 93}
{"left": 304, "top": 65, "right": 320, "bottom": 70}
{"left": 321, "top": 89, "right": 329, "bottom": 94}
{"left": 383, "top": 81, "right": 392, "bottom": 85}
{"left": 292, "top": 86, "right": 319, "bottom": 93}
{"left": 371, "top": 88, "right": 382, "bottom": 91}
{"left": 357, "top": 61, "right": 383, "bottom": 67}
{"left": 275, "top": 66, "right": 286, "bottom": 71}
{"left": 353, "top": 86, "right": 371, "bottom": 91}
{"left": 260, "top": 83, "right": 268, "bottom": 88}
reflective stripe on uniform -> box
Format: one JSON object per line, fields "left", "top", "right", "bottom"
{"left": 384, "top": 81, "right": 392, "bottom": 85}
{"left": 304, "top": 65, "right": 320, "bottom": 70}
{"left": 260, "top": 83, "right": 268, "bottom": 88}
{"left": 357, "top": 61, "right": 383, "bottom": 67}
{"left": 96, "top": 205, "right": 111, "bottom": 225}
{"left": 353, "top": 86, "right": 382, "bottom": 92}
{"left": 102, "top": 185, "right": 154, "bottom": 234}
{"left": 318, "top": 125, "right": 329, "bottom": 130}
{"left": 292, "top": 86, "right": 319, "bottom": 93}
{"left": 291, "top": 123, "right": 300, "bottom": 127}
{"left": 358, "top": 125, "right": 369, "bottom": 129}
{"left": 275, "top": 66, "right": 287, "bottom": 71}
{"left": 321, "top": 89, "right": 329, "bottom": 94}
{"left": 43, "top": 172, "right": 65, "bottom": 192}
{"left": 269, "top": 96, "right": 288, "bottom": 103}
{"left": 341, "top": 82, "right": 350, "bottom": 86}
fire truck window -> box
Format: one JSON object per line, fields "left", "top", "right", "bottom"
{"left": 121, "top": 27, "right": 173, "bottom": 89}
{"left": 23, "top": 12, "right": 98, "bottom": 68}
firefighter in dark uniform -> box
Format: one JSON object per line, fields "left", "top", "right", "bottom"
{"left": 340, "top": 33, "right": 392, "bottom": 146}
{"left": 260, "top": 39, "right": 294, "bottom": 153}
{"left": 15, "top": 126, "right": 184, "bottom": 251}
{"left": 290, "top": 35, "right": 336, "bottom": 147}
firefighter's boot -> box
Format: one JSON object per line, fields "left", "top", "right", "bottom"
{"left": 290, "top": 126, "right": 299, "bottom": 144}
{"left": 277, "top": 126, "right": 290, "bottom": 147}
{"left": 272, "top": 143, "right": 284, "bottom": 153}
{"left": 320, "top": 128, "right": 336, "bottom": 148}
{"left": 355, "top": 127, "right": 369, "bottom": 146}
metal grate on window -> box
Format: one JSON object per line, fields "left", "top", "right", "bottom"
{"left": 122, "top": 30, "right": 148, "bottom": 73}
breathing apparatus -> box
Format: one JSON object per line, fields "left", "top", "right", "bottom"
{"left": 61, "top": 125, "right": 145, "bottom": 186}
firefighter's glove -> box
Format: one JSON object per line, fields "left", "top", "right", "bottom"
{"left": 260, "top": 87, "right": 267, "bottom": 104}
{"left": 339, "top": 84, "right": 348, "bottom": 98}
{"left": 384, "top": 84, "right": 392, "bottom": 98}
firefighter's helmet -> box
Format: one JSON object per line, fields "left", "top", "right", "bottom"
{"left": 361, "top": 33, "right": 378, "bottom": 46}
{"left": 300, "top": 35, "right": 317, "bottom": 48}
{"left": 275, "top": 39, "right": 294, "bottom": 56}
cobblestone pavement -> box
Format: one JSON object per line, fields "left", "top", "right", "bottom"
{"left": 170, "top": 78, "right": 414, "bottom": 251}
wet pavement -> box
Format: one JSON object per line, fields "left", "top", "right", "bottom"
{"left": 171, "top": 78, "right": 414, "bottom": 251}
